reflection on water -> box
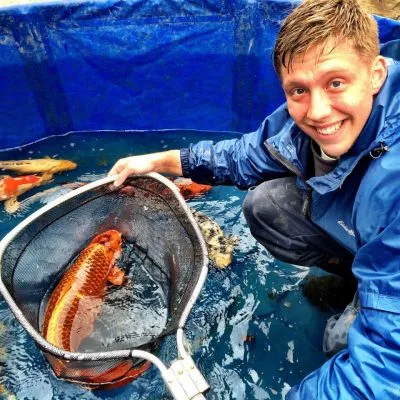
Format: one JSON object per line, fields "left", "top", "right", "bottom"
{"left": 0, "top": 131, "right": 333, "bottom": 399}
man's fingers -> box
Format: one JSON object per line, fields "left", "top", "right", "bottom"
{"left": 108, "top": 161, "right": 124, "bottom": 177}
{"left": 108, "top": 166, "right": 118, "bottom": 177}
{"left": 113, "top": 169, "right": 130, "bottom": 187}
{"left": 113, "top": 174, "right": 123, "bottom": 187}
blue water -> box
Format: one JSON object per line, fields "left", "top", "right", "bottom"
{"left": 0, "top": 131, "right": 332, "bottom": 399}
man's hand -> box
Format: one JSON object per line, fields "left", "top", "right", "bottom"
{"left": 108, "top": 150, "right": 182, "bottom": 186}
{"left": 108, "top": 154, "right": 157, "bottom": 186}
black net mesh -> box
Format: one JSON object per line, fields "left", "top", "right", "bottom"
{"left": 0, "top": 175, "right": 207, "bottom": 387}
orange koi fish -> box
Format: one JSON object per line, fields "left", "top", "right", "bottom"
{"left": 0, "top": 173, "right": 53, "bottom": 213}
{"left": 43, "top": 230, "right": 152, "bottom": 388}
{"left": 171, "top": 177, "right": 212, "bottom": 199}
{"left": 42, "top": 230, "right": 124, "bottom": 352}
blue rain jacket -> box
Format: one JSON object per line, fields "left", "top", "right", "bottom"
{"left": 181, "top": 58, "right": 400, "bottom": 399}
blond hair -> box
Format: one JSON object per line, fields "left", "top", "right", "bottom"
{"left": 273, "top": 0, "right": 380, "bottom": 75}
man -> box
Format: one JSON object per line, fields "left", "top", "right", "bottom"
{"left": 109, "top": 0, "right": 400, "bottom": 397}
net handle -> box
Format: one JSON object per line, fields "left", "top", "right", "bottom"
{"left": 131, "top": 329, "right": 209, "bottom": 400}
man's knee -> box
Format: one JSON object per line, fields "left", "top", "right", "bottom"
{"left": 243, "top": 184, "right": 269, "bottom": 228}
{"left": 243, "top": 177, "right": 298, "bottom": 234}
{"left": 242, "top": 178, "right": 354, "bottom": 271}
{"left": 242, "top": 179, "right": 305, "bottom": 265}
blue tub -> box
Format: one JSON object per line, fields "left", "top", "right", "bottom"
{"left": 0, "top": 1, "right": 399, "bottom": 399}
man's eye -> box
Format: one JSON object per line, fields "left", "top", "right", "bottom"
{"left": 292, "top": 88, "right": 305, "bottom": 95}
{"left": 330, "top": 80, "right": 342, "bottom": 88}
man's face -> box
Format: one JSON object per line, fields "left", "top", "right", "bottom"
{"left": 281, "top": 42, "right": 386, "bottom": 158}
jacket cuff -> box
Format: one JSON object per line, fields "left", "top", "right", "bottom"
{"left": 180, "top": 148, "right": 191, "bottom": 177}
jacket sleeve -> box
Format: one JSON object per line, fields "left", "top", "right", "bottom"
{"left": 180, "top": 103, "right": 292, "bottom": 188}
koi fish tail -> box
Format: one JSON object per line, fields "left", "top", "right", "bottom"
{"left": 4, "top": 197, "right": 20, "bottom": 214}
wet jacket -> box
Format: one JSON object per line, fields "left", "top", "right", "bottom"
{"left": 181, "top": 59, "right": 400, "bottom": 399}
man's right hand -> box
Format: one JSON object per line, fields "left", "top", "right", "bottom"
{"left": 108, "top": 150, "right": 183, "bottom": 187}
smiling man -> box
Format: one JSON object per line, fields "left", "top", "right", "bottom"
{"left": 109, "top": 0, "right": 400, "bottom": 397}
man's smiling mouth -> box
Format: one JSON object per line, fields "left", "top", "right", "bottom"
{"left": 315, "top": 121, "right": 343, "bottom": 135}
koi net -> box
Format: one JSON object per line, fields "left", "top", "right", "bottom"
{"left": 0, "top": 173, "right": 209, "bottom": 397}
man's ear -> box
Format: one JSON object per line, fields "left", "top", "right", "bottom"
{"left": 371, "top": 55, "right": 387, "bottom": 95}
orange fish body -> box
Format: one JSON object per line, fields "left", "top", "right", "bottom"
{"left": 43, "top": 230, "right": 122, "bottom": 352}
{"left": 172, "top": 177, "right": 212, "bottom": 199}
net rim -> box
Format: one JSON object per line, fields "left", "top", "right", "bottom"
{"left": 0, "top": 172, "right": 209, "bottom": 361}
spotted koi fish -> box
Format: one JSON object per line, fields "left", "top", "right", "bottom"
{"left": 42, "top": 230, "right": 124, "bottom": 352}
{"left": 170, "top": 178, "right": 238, "bottom": 268}
{"left": 190, "top": 208, "right": 238, "bottom": 269}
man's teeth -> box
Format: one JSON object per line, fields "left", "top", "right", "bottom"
{"left": 316, "top": 121, "right": 342, "bottom": 135}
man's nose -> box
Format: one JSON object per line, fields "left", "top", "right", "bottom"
{"left": 306, "top": 90, "right": 331, "bottom": 121}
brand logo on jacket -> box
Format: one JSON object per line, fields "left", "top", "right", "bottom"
{"left": 338, "top": 221, "right": 355, "bottom": 237}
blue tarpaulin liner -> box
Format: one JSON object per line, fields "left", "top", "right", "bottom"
{"left": 0, "top": 0, "right": 399, "bottom": 149}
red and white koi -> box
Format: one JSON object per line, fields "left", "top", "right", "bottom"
{"left": 0, "top": 173, "right": 53, "bottom": 213}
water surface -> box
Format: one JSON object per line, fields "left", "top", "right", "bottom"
{"left": 0, "top": 131, "right": 332, "bottom": 399}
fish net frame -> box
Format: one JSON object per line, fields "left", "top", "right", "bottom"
{"left": 0, "top": 173, "right": 209, "bottom": 397}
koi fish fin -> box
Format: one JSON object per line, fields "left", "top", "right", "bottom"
{"left": 4, "top": 197, "right": 20, "bottom": 214}
{"left": 107, "top": 266, "right": 126, "bottom": 286}
{"left": 227, "top": 235, "right": 239, "bottom": 246}
{"left": 40, "top": 172, "right": 54, "bottom": 182}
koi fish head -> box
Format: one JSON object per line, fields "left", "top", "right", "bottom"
{"left": 90, "top": 230, "right": 122, "bottom": 260}
{"left": 49, "top": 160, "right": 77, "bottom": 173}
